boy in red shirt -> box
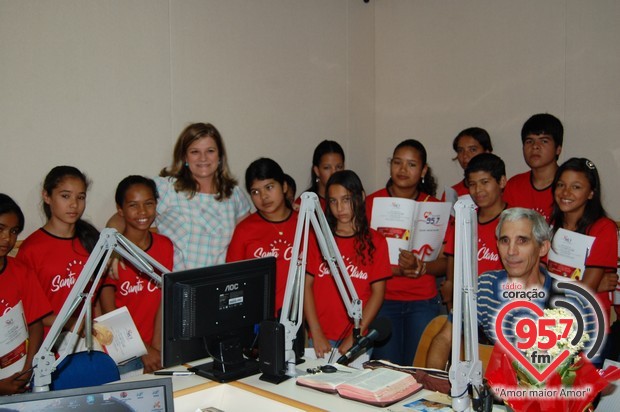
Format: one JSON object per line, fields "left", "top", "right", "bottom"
{"left": 503, "top": 113, "right": 563, "bottom": 222}
{"left": 426, "top": 154, "right": 508, "bottom": 369}
{"left": 441, "top": 153, "right": 508, "bottom": 306}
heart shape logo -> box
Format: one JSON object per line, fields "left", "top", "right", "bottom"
{"left": 495, "top": 301, "right": 570, "bottom": 383}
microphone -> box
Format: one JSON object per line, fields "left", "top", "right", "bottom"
{"left": 336, "top": 317, "right": 391, "bottom": 365}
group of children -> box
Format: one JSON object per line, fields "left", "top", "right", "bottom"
{"left": 1, "top": 112, "right": 617, "bottom": 395}
{"left": 0, "top": 168, "right": 175, "bottom": 395}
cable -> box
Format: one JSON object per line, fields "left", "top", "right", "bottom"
{"left": 328, "top": 323, "right": 354, "bottom": 363}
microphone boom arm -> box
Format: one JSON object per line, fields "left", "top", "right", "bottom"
{"left": 449, "top": 198, "right": 483, "bottom": 411}
{"left": 279, "top": 192, "right": 362, "bottom": 376}
{"left": 32, "top": 228, "right": 170, "bottom": 392}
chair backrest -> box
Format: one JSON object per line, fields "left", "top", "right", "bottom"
{"left": 413, "top": 314, "right": 495, "bottom": 374}
{"left": 413, "top": 315, "right": 448, "bottom": 367}
{"left": 478, "top": 343, "right": 494, "bottom": 374}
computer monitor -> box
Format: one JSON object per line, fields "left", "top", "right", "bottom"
{"left": 162, "top": 257, "right": 276, "bottom": 382}
{"left": 0, "top": 377, "right": 174, "bottom": 411}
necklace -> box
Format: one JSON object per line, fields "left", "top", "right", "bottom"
{"left": 273, "top": 224, "right": 284, "bottom": 236}
{"left": 259, "top": 210, "right": 291, "bottom": 236}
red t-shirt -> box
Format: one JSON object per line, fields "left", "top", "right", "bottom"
{"left": 443, "top": 212, "right": 503, "bottom": 275}
{"left": 226, "top": 211, "right": 298, "bottom": 313}
{"left": 102, "top": 233, "right": 173, "bottom": 345}
{"left": 0, "top": 257, "right": 52, "bottom": 325}
{"left": 366, "top": 187, "right": 440, "bottom": 301}
{"left": 306, "top": 230, "right": 391, "bottom": 341}
{"left": 17, "top": 229, "right": 92, "bottom": 320}
{"left": 503, "top": 171, "right": 553, "bottom": 222}
{"left": 545, "top": 217, "right": 618, "bottom": 332}
{"left": 584, "top": 217, "right": 619, "bottom": 320}
{"left": 451, "top": 180, "right": 469, "bottom": 197}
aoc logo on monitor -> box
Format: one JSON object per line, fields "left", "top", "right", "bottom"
{"left": 224, "top": 283, "right": 239, "bottom": 292}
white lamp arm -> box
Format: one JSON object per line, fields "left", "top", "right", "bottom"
{"left": 279, "top": 192, "right": 362, "bottom": 376}
{"left": 449, "top": 198, "right": 483, "bottom": 411}
{"left": 32, "top": 228, "right": 169, "bottom": 391}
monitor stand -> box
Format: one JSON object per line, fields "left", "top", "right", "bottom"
{"left": 189, "top": 336, "right": 260, "bottom": 382}
{"left": 189, "top": 359, "right": 260, "bottom": 383}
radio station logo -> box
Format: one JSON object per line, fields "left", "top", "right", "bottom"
{"left": 487, "top": 281, "right": 612, "bottom": 409}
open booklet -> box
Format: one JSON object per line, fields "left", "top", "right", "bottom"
{"left": 370, "top": 198, "right": 452, "bottom": 265}
{"left": 57, "top": 306, "right": 147, "bottom": 366}
{"left": 296, "top": 366, "right": 423, "bottom": 407}
{"left": 0, "top": 302, "right": 28, "bottom": 380}
{"left": 547, "top": 228, "right": 595, "bottom": 281}
{"left": 362, "top": 359, "right": 450, "bottom": 394}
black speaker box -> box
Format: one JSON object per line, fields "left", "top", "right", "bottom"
{"left": 258, "top": 320, "right": 290, "bottom": 383}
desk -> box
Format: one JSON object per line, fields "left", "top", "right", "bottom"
{"left": 127, "top": 359, "right": 505, "bottom": 411}
{"left": 174, "top": 381, "right": 315, "bottom": 411}
{"left": 139, "top": 359, "right": 455, "bottom": 411}
{"left": 122, "top": 360, "right": 322, "bottom": 410}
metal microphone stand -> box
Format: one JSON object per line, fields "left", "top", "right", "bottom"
{"left": 279, "top": 192, "right": 362, "bottom": 377}
{"left": 449, "top": 198, "right": 484, "bottom": 411}
{"left": 32, "top": 228, "right": 170, "bottom": 392}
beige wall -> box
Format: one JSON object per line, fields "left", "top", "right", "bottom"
{"left": 1, "top": 1, "right": 173, "bottom": 235}
{"left": 1, "top": 0, "right": 374, "bottom": 236}
{"left": 1, "top": 1, "right": 618, "bottom": 238}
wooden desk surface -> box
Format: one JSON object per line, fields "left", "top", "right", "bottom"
{"left": 132, "top": 358, "right": 503, "bottom": 411}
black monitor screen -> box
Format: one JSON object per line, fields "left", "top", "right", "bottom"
{"left": 162, "top": 257, "right": 276, "bottom": 382}
{"left": 0, "top": 377, "right": 174, "bottom": 411}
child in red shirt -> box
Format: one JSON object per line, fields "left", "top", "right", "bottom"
{"left": 17, "top": 166, "right": 99, "bottom": 337}
{"left": 227, "top": 158, "right": 297, "bottom": 315}
{"left": 426, "top": 154, "right": 508, "bottom": 369}
{"left": 366, "top": 139, "right": 445, "bottom": 366}
{"left": 100, "top": 176, "right": 174, "bottom": 374}
{"left": 442, "top": 153, "right": 508, "bottom": 305}
{"left": 0, "top": 194, "right": 52, "bottom": 395}
{"left": 504, "top": 113, "right": 564, "bottom": 221}
{"left": 305, "top": 170, "right": 391, "bottom": 359}
{"left": 295, "top": 140, "right": 345, "bottom": 210}
{"left": 550, "top": 158, "right": 618, "bottom": 332}
{"left": 442, "top": 127, "right": 493, "bottom": 201}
